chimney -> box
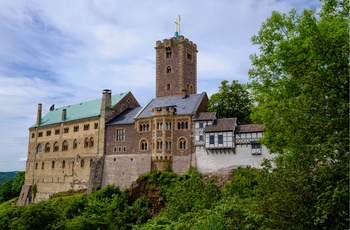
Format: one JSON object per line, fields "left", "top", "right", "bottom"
{"left": 36, "top": 103, "right": 42, "bottom": 126}
{"left": 61, "top": 109, "right": 67, "bottom": 121}
{"left": 101, "top": 89, "right": 112, "bottom": 118}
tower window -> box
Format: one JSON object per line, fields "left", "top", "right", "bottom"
{"left": 165, "top": 46, "right": 172, "bottom": 58}
{"left": 166, "top": 66, "right": 172, "bottom": 74}
{"left": 187, "top": 51, "right": 192, "bottom": 61}
{"left": 166, "top": 83, "right": 171, "bottom": 91}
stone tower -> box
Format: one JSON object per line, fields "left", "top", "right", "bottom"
{"left": 155, "top": 35, "right": 198, "bottom": 98}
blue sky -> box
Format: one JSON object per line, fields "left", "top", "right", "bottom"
{"left": 0, "top": 0, "right": 321, "bottom": 172}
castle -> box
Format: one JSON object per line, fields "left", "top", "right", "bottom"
{"left": 18, "top": 33, "right": 272, "bottom": 205}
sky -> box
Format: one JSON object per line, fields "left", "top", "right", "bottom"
{"left": 0, "top": 0, "right": 321, "bottom": 172}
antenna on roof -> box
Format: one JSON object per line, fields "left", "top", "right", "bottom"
{"left": 174, "top": 15, "right": 181, "bottom": 40}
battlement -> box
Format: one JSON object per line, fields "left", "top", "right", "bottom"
{"left": 156, "top": 35, "right": 197, "bottom": 50}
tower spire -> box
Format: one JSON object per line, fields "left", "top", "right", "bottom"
{"left": 174, "top": 15, "right": 181, "bottom": 40}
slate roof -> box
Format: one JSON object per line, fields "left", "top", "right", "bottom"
{"left": 235, "top": 124, "right": 264, "bottom": 133}
{"left": 135, "top": 93, "right": 207, "bottom": 118}
{"left": 107, "top": 107, "right": 142, "bottom": 125}
{"left": 204, "top": 118, "right": 237, "bottom": 132}
{"left": 195, "top": 112, "right": 216, "bottom": 121}
{"left": 31, "top": 92, "right": 129, "bottom": 128}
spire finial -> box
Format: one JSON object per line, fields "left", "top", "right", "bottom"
{"left": 174, "top": 15, "right": 181, "bottom": 39}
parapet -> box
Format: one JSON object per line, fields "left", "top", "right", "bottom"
{"left": 156, "top": 35, "right": 197, "bottom": 50}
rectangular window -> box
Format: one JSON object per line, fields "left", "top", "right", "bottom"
{"left": 38, "top": 132, "right": 43, "bottom": 137}
{"left": 32, "top": 133, "right": 35, "bottom": 138}
{"left": 55, "top": 129, "right": 60, "bottom": 135}
{"left": 74, "top": 126, "right": 79, "bottom": 132}
{"left": 209, "top": 135, "right": 214, "bottom": 144}
{"left": 94, "top": 123, "right": 98, "bottom": 129}
{"left": 46, "top": 130, "right": 51, "bottom": 136}
{"left": 84, "top": 124, "right": 90, "bottom": 131}
{"left": 116, "top": 129, "right": 125, "bottom": 142}
{"left": 218, "top": 135, "right": 223, "bottom": 144}
{"left": 199, "top": 135, "right": 204, "bottom": 141}
{"left": 199, "top": 122, "right": 203, "bottom": 128}
{"left": 64, "top": 127, "right": 69, "bottom": 133}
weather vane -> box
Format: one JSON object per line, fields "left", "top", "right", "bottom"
{"left": 174, "top": 15, "right": 181, "bottom": 39}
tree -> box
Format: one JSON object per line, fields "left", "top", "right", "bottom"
{"left": 248, "top": 0, "right": 349, "bottom": 228}
{"left": 208, "top": 80, "right": 252, "bottom": 124}
{"left": 0, "top": 172, "right": 25, "bottom": 203}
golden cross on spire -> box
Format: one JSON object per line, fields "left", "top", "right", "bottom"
{"left": 174, "top": 15, "right": 181, "bottom": 34}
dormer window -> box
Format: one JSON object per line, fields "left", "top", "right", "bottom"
{"left": 166, "top": 46, "right": 172, "bottom": 58}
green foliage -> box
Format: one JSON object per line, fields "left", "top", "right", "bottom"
{"left": 0, "top": 172, "right": 17, "bottom": 188}
{"left": 248, "top": 0, "right": 349, "bottom": 228}
{"left": 0, "top": 171, "right": 25, "bottom": 203}
{"left": 208, "top": 80, "right": 252, "bottom": 124}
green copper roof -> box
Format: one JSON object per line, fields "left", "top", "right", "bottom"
{"left": 31, "top": 92, "right": 129, "bottom": 128}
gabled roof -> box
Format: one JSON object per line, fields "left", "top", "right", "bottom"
{"left": 235, "top": 124, "right": 264, "bottom": 133}
{"left": 135, "top": 93, "right": 207, "bottom": 118}
{"left": 107, "top": 107, "right": 142, "bottom": 125}
{"left": 204, "top": 118, "right": 237, "bottom": 132}
{"left": 195, "top": 112, "right": 216, "bottom": 121}
{"left": 31, "top": 92, "right": 129, "bottom": 128}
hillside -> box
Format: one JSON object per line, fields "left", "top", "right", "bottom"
{"left": 0, "top": 167, "right": 347, "bottom": 229}
{"left": 0, "top": 172, "right": 17, "bottom": 187}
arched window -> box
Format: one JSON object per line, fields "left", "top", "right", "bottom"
{"left": 166, "top": 46, "right": 172, "bottom": 58}
{"left": 41, "top": 162, "right": 44, "bottom": 169}
{"left": 62, "top": 140, "right": 68, "bottom": 151}
{"left": 84, "top": 138, "right": 89, "bottom": 148}
{"left": 166, "top": 122, "right": 171, "bottom": 130}
{"left": 45, "top": 143, "right": 51, "bottom": 152}
{"left": 179, "top": 138, "right": 187, "bottom": 150}
{"left": 35, "top": 163, "right": 38, "bottom": 170}
{"left": 166, "top": 66, "right": 172, "bottom": 74}
{"left": 53, "top": 142, "right": 59, "bottom": 152}
{"left": 166, "top": 83, "right": 171, "bottom": 91}
{"left": 140, "top": 139, "right": 148, "bottom": 151}
{"left": 157, "top": 122, "right": 163, "bottom": 130}
{"left": 81, "top": 159, "right": 85, "bottom": 168}
{"left": 90, "top": 159, "right": 93, "bottom": 167}
{"left": 166, "top": 140, "right": 171, "bottom": 150}
{"left": 157, "top": 140, "right": 163, "bottom": 150}
{"left": 37, "top": 144, "right": 42, "bottom": 153}
{"left": 89, "top": 137, "right": 94, "bottom": 147}
{"left": 190, "top": 85, "right": 193, "bottom": 93}
{"left": 62, "top": 160, "right": 66, "bottom": 168}
{"left": 52, "top": 161, "right": 55, "bottom": 169}
{"left": 73, "top": 139, "right": 78, "bottom": 149}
